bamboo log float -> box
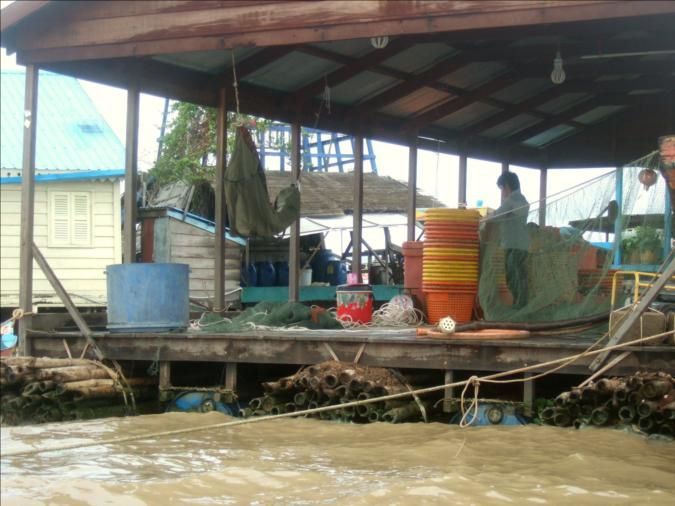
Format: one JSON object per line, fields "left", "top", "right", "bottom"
{"left": 578, "top": 403, "right": 594, "bottom": 417}
{"left": 640, "top": 380, "right": 672, "bottom": 399}
{"left": 1, "top": 357, "right": 95, "bottom": 369}
{"left": 368, "top": 409, "right": 384, "bottom": 423}
{"left": 294, "top": 392, "right": 310, "bottom": 407}
{"left": 261, "top": 381, "right": 281, "bottom": 394}
{"left": 347, "top": 378, "right": 363, "bottom": 394}
{"left": 322, "top": 374, "right": 339, "bottom": 389}
{"left": 248, "top": 397, "right": 263, "bottom": 410}
{"left": 596, "top": 378, "right": 624, "bottom": 394}
{"left": 590, "top": 407, "right": 610, "bottom": 426}
{"left": 638, "top": 401, "right": 659, "bottom": 418}
{"left": 239, "top": 407, "right": 252, "bottom": 418}
{"left": 338, "top": 369, "right": 357, "bottom": 385}
{"left": 284, "top": 403, "right": 296, "bottom": 413}
{"left": 638, "top": 416, "right": 655, "bottom": 433}
{"left": 307, "top": 365, "right": 322, "bottom": 377}
{"left": 568, "top": 389, "right": 582, "bottom": 403}
{"left": 628, "top": 391, "right": 643, "bottom": 406}
{"left": 540, "top": 406, "right": 556, "bottom": 423}
{"left": 626, "top": 376, "right": 644, "bottom": 390}
{"left": 618, "top": 405, "right": 636, "bottom": 423}
{"left": 658, "top": 424, "right": 674, "bottom": 437}
{"left": 614, "top": 386, "right": 629, "bottom": 403}
{"left": 320, "top": 386, "right": 340, "bottom": 400}
{"left": 35, "top": 365, "right": 111, "bottom": 383}
{"left": 269, "top": 405, "right": 286, "bottom": 415}
{"left": 552, "top": 409, "right": 572, "bottom": 427}
{"left": 580, "top": 387, "right": 597, "bottom": 403}
{"left": 573, "top": 417, "right": 589, "bottom": 430}
{"left": 308, "top": 376, "right": 321, "bottom": 390}
{"left": 554, "top": 392, "right": 570, "bottom": 407}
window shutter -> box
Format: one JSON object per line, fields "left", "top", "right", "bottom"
{"left": 50, "top": 192, "right": 71, "bottom": 245}
{"left": 71, "top": 192, "right": 91, "bottom": 245}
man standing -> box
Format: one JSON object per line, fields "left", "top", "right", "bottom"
{"left": 490, "top": 172, "right": 530, "bottom": 309}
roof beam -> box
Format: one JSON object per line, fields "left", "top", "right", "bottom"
{"left": 289, "top": 38, "right": 415, "bottom": 106}
{"left": 462, "top": 74, "right": 672, "bottom": 138}
{"left": 506, "top": 91, "right": 672, "bottom": 146}
{"left": 410, "top": 74, "right": 518, "bottom": 130}
{"left": 350, "top": 53, "right": 470, "bottom": 116}
{"left": 233, "top": 45, "right": 298, "bottom": 80}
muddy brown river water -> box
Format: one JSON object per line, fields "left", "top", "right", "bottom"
{"left": 1, "top": 412, "right": 674, "bottom": 505}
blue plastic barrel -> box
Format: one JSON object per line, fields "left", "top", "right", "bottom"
{"left": 275, "top": 261, "right": 289, "bottom": 286}
{"left": 241, "top": 263, "right": 257, "bottom": 287}
{"left": 325, "top": 260, "right": 347, "bottom": 286}
{"left": 311, "top": 249, "right": 337, "bottom": 282}
{"left": 255, "top": 261, "right": 276, "bottom": 287}
{"left": 106, "top": 263, "right": 189, "bottom": 332}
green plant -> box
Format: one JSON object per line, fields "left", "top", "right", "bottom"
{"left": 620, "top": 234, "right": 640, "bottom": 260}
{"left": 634, "top": 225, "right": 662, "bottom": 253}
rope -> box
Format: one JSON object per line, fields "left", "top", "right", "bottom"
{"left": 2, "top": 329, "right": 672, "bottom": 459}
{"left": 9, "top": 308, "right": 33, "bottom": 321}
{"left": 231, "top": 52, "right": 241, "bottom": 118}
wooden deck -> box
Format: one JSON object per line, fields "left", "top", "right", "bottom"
{"left": 25, "top": 328, "right": 675, "bottom": 377}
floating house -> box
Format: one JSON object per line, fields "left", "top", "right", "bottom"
{"left": 1, "top": 1, "right": 674, "bottom": 406}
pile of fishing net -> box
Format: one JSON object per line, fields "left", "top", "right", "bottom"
{"left": 193, "top": 302, "right": 343, "bottom": 332}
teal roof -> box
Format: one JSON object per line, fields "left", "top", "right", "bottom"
{"left": 1, "top": 70, "right": 124, "bottom": 174}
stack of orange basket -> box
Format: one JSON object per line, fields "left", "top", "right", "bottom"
{"left": 422, "top": 208, "right": 481, "bottom": 324}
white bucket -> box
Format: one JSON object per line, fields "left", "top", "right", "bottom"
{"left": 300, "top": 268, "right": 313, "bottom": 286}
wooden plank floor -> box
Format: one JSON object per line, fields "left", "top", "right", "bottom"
{"left": 26, "top": 328, "right": 675, "bottom": 377}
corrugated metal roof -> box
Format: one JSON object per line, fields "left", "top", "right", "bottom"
{"left": 491, "top": 78, "right": 552, "bottom": 104}
{"left": 434, "top": 102, "right": 500, "bottom": 130}
{"left": 330, "top": 71, "right": 398, "bottom": 105}
{"left": 0, "top": 70, "right": 124, "bottom": 173}
{"left": 439, "top": 61, "right": 507, "bottom": 89}
{"left": 153, "top": 48, "right": 258, "bottom": 74}
{"left": 244, "top": 53, "right": 339, "bottom": 93}
{"left": 482, "top": 114, "right": 540, "bottom": 139}
{"left": 380, "top": 87, "right": 450, "bottom": 118}
{"left": 536, "top": 92, "right": 591, "bottom": 114}
{"left": 524, "top": 124, "right": 576, "bottom": 147}
{"left": 383, "top": 43, "right": 458, "bottom": 74}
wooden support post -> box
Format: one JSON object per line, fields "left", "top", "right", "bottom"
{"left": 159, "top": 362, "right": 171, "bottom": 390}
{"left": 225, "top": 362, "right": 238, "bottom": 392}
{"left": 289, "top": 121, "right": 301, "bottom": 302}
{"left": 443, "top": 370, "right": 455, "bottom": 413}
{"left": 123, "top": 84, "right": 140, "bottom": 263}
{"left": 18, "top": 65, "right": 38, "bottom": 357}
{"left": 214, "top": 87, "right": 227, "bottom": 311}
{"left": 523, "top": 372, "right": 534, "bottom": 406}
{"left": 353, "top": 135, "right": 364, "bottom": 281}
{"left": 538, "top": 167, "right": 547, "bottom": 226}
{"left": 458, "top": 150, "right": 468, "bottom": 207}
{"left": 407, "top": 132, "right": 418, "bottom": 242}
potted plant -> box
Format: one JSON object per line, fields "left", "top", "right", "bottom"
{"left": 620, "top": 234, "right": 640, "bottom": 264}
{"left": 634, "top": 225, "right": 662, "bottom": 264}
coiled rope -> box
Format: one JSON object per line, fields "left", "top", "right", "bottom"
{"left": 2, "top": 329, "right": 672, "bottom": 459}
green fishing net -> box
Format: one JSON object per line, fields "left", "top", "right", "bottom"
{"left": 479, "top": 151, "right": 670, "bottom": 322}
{"left": 195, "top": 302, "right": 343, "bottom": 332}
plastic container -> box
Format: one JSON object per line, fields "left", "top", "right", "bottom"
{"left": 106, "top": 263, "right": 189, "bottom": 332}
{"left": 425, "top": 291, "right": 475, "bottom": 324}
{"left": 275, "top": 261, "right": 289, "bottom": 286}
{"left": 336, "top": 284, "right": 374, "bottom": 324}
{"left": 300, "top": 268, "right": 313, "bottom": 286}
{"left": 241, "top": 263, "right": 257, "bottom": 287}
{"left": 255, "top": 261, "right": 276, "bottom": 287}
{"left": 311, "top": 249, "right": 338, "bottom": 283}
{"left": 325, "top": 260, "right": 347, "bottom": 286}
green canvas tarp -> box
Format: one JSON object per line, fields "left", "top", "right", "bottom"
{"left": 224, "top": 127, "right": 300, "bottom": 237}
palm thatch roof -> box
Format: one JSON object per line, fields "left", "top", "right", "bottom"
{"left": 265, "top": 172, "right": 443, "bottom": 217}
{"left": 147, "top": 172, "right": 444, "bottom": 219}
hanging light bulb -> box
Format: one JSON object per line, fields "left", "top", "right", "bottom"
{"left": 370, "top": 36, "right": 389, "bottom": 49}
{"left": 550, "top": 50, "right": 566, "bottom": 84}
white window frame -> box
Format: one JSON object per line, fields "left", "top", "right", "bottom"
{"left": 48, "top": 190, "right": 92, "bottom": 247}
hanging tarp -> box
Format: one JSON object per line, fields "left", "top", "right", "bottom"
{"left": 224, "top": 127, "right": 300, "bottom": 237}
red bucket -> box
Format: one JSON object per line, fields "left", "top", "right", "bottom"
{"left": 336, "top": 284, "right": 374, "bottom": 324}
